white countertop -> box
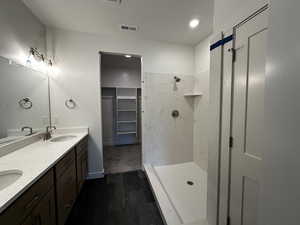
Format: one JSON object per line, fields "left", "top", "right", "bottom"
{"left": 0, "top": 131, "right": 88, "bottom": 214}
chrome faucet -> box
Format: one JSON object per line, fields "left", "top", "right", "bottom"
{"left": 21, "top": 126, "right": 34, "bottom": 136}
{"left": 44, "top": 126, "right": 56, "bottom": 141}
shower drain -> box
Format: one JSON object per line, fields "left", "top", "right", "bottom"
{"left": 187, "top": 180, "right": 194, "bottom": 186}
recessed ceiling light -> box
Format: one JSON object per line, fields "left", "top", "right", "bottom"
{"left": 189, "top": 19, "right": 200, "bottom": 29}
{"left": 125, "top": 55, "right": 132, "bottom": 58}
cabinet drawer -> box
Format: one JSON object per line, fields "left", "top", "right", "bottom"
{"left": 55, "top": 149, "right": 75, "bottom": 178}
{"left": 0, "top": 169, "right": 54, "bottom": 225}
{"left": 76, "top": 137, "right": 88, "bottom": 157}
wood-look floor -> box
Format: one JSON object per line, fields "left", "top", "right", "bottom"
{"left": 103, "top": 144, "right": 142, "bottom": 174}
{"left": 66, "top": 170, "right": 164, "bottom": 225}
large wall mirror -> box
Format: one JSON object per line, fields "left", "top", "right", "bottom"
{"left": 0, "top": 56, "right": 50, "bottom": 146}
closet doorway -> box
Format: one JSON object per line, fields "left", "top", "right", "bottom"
{"left": 100, "top": 52, "right": 142, "bottom": 174}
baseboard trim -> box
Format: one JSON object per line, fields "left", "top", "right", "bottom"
{"left": 87, "top": 170, "right": 104, "bottom": 180}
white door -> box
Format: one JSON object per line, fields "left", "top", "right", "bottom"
{"left": 229, "top": 9, "right": 268, "bottom": 225}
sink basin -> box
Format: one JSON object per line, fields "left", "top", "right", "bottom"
{"left": 0, "top": 170, "right": 23, "bottom": 191}
{"left": 50, "top": 135, "right": 77, "bottom": 142}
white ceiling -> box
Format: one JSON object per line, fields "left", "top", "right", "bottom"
{"left": 23, "top": 0, "right": 213, "bottom": 45}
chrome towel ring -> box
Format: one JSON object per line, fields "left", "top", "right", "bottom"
{"left": 19, "top": 97, "right": 33, "bottom": 109}
{"left": 65, "top": 99, "right": 76, "bottom": 109}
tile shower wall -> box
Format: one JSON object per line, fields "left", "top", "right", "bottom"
{"left": 193, "top": 36, "right": 211, "bottom": 171}
{"left": 143, "top": 73, "right": 195, "bottom": 165}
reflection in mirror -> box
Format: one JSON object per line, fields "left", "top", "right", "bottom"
{"left": 0, "top": 56, "right": 50, "bottom": 147}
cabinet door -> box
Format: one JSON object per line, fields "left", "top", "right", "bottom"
{"left": 20, "top": 189, "right": 56, "bottom": 225}
{"left": 32, "top": 189, "right": 56, "bottom": 225}
{"left": 0, "top": 170, "right": 54, "bottom": 225}
{"left": 77, "top": 151, "right": 88, "bottom": 193}
{"left": 56, "top": 161, "right": 77, "bottom": 225}
{"left": 21, "top": 216, "right": 34, "bottom": 225}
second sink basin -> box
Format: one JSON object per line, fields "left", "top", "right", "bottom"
{"left": 0, "top": 170, "right": 23, "bottom": 191}
{"left": 50, "top": 135, "right": 77, "bottom": 142}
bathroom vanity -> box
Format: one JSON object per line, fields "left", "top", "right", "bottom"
{"left": 0, "top": 45, "right": 90, "bottom": 225}
{"left": 0, "top": 133, "right": 88, "bottom": 225}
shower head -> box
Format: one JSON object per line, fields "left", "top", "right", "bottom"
{"left": 174, "top": 76, "right": 181, "bottom": 82}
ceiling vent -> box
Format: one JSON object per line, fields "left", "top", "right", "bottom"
{"left": 120, "top": 24, "right": 139, "bottom": 32}
{"left": 103, "top": 0, "right": 122, "bottom": 5}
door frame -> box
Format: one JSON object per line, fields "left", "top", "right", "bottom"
{"left": 217, "top": 4, "right": 269, "bottom": 225}
{"left": 99, "top": 51, "right": 144, "bottom": 173}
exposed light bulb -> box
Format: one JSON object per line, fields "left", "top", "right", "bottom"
{"left": 125, "top": 55, "right": 132, "bottom": 58}
{"left": 26, "top": 53, "right": 34, "bottom": 64}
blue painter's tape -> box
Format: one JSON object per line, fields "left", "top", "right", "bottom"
{"left": 210, "top": 40, "right": 223, "bottom": 51}
{"left": 210, "top": 35, "right": 233, "bottom": 51}
{"left": 222, "top": 35, "right": 233, "bottom": 45}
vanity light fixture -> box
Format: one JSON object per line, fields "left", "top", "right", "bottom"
{"left": 189, "top": 18, "right": 200, "bottom": 29}
{"left": 27, "top": 47, "right": 45, "bottom": 64}
{"left": 26, "top": 48, "right": 59, "bottom": 74}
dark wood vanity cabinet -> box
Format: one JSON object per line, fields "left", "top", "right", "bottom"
{"left": 21, "top": 189, "right": 56, "bottom": 225}
{"left": 0, "top": 136, "right": 89, "bottom": 225}
{"left": 55, "top": 137, "right": 88, "bottom": 225}
{"left": 0, "top": 169, "right": 55, "bottom": 225}
{"left": 76, "top": 137, "right": 88, "bottom": 193}
{"left": 55, "top": 149, "right": 77, "bottom": 225}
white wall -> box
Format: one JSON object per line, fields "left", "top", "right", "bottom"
{"left": 0, "top": 0, "right": 46, "bottom": 64}
{"left": 193, "top": 36, "right": 211, "bottom": 170}
{"left": 259, "top": 1, "right": 300, "bottom": 224}
{"left": 49, "top": 28, "right": 194, "bottom": 176}
{"left": 213, "top": 0, "right": 269, "bottom": 33}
